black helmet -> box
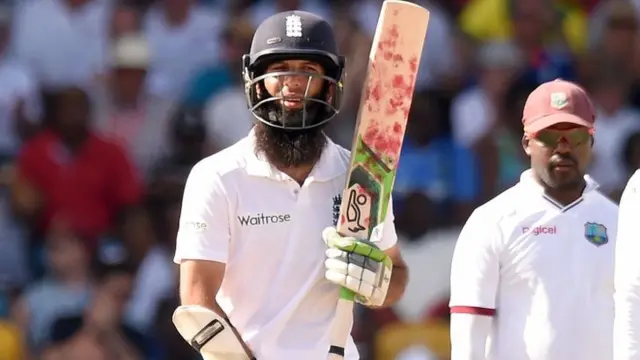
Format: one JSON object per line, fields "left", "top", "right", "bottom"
{"left": 242, "top": 10, "right": 346, "bottom": 130}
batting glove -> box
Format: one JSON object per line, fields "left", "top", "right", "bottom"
{"left": 322, "top": 226, "right": 392, "bottom": 307}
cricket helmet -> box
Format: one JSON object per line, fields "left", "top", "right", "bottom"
{"left": 242, "top": 10, "right": 345, "bottom": 130}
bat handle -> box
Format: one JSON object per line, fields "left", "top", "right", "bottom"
{"left": 327, "top": 287, "right": 356, "bottom": 359}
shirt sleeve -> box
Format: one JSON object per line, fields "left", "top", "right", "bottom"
{"left": 173, "top": 161, "right": 230, "bottom": 264}
{"left": 614, "top": 170, "right": 640, "bottom": 360}
{"left": 449, "top": 208, "right": 501, "bottom": 315}
{"left": 375, "top": 196, "right": 398, "bottom": 251}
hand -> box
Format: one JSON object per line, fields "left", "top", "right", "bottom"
{"left": 322, "top": 227, "right": 392, "bottom": 307}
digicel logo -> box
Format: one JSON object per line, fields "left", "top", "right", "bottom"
{"left": 522, "top": 225, "right": 557, "bottom": 235}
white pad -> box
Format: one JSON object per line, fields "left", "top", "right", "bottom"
{"left": 172, "top": 305, "right": 252, "bottom": 360}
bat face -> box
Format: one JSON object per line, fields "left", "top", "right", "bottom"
{"left": 338, "top": 0, "right": 430, "bottom": 241}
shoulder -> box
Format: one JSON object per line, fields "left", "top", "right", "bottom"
{"left": 469, "top": 184, "right": 524, "bottom": 224}
{"left": 589, "top": 190, "right": 619, "bottom": 215}
{"left": 622, "top": 170, "right": 640, "bottom": 195}
{"left": 618, "top": 171, "right": 640, "bottom": 216}
{"left": 19, "top": 131, "right": 54, "bottom": 157}
{"left": 331, "top": 140, "right": 352, "bottom": 168}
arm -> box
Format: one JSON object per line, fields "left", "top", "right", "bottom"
{"left": 172, "top": 162, "right": 254, "bottom": 359}
{"left": 179, "top": 260, "right": 226, "bottom": 317}
{"left": 380, "top": 244, "right": 408, "bottom": 307}
{"left": 614, "top": 170, "right": 640, "bottom": 360}
{"left": 375, "top": 196, "right": 405, "bottom": 308}
{"left": 174, "top": 161, "right": 230, "bottom": 311}
{"left": 324, "top": 196, "right": 407, "bottom": 308}
{"left": 449, "top": 209, "right": 501, "bottom": 360}
{"left": 11, "top": 144, "right": 42, "bottom": 220}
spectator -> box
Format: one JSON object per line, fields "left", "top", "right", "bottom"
{"left": 352, "top": 0, "right": 459, "bottom": 91}
{"left": 246, "top": 0, "right": 332, "bottom": 29}
{"left": 0, "top": 320, "right": 25, "bottom": 360}
{"left": 458, "top": 0, "right": 588, "bottom": 54}
{"left": 393, "top": 92, "right": 479, "bottom": 238}
{"left": 11, "top": 0, "right": 111, "bottom": 88}
{"left": 199, "top": 16, "right": 256, "bottom": 150}
{"left": 182, "top": 15, "right": 253, "bottom": 108}
{"left": 41, "top": 241, "right": 152, "bottom": 360}
{"left": 0, "top": 8, "right": 38, "bottom": 285}
{"left": 120, "top": 206, "right": 175, "bottom": 332}
{"left": 11, "top": 222, "right": 92, "bottom": 353}
{"left": 324, "top": 13, "right": 372, "bottom": 147}
{"left": 582, "top": 0, "right": 638, "bottom": 93}
{"left": 143, "top": 0, "right": 224, "bottom": 99}
{"left": 11, "top": 87, "right": 142, "bottom": 250}
{"left": 93, "top": 33, "right": 176, "bottom": 180}
{"left": 588, "top": 69, "right": 640, "bottom": 196}
{"left": 477, "top": 79, "right": 534, "bottom": 195}
{"left": 148, "top": 106, "right": 208, "bottom": 202}
{"left": 0, "top": 4, "right": 41, "bottom": 158}
{"left": 451, "top": 40, "right": 525, "bottom": 151}
{"left": 610, "top": 131, "right": 640, "bottom": 202}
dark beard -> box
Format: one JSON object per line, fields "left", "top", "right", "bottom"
{"left": 254, "top": 122, "right": 327, "bottom": 169}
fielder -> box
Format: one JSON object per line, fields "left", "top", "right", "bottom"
{"left": 449, "top": 79, "right": 618, "bottom": 360}
{"left": 172, "top": 11, "right": 408, "bottom": 360}
{"left": 614, "top": 169, "right": 640, "bottom": 360}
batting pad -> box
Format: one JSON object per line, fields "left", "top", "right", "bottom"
{"left": 172, "top": 305, "right": 253, "bottom": 360}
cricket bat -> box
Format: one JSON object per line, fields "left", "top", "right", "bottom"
{"left": 327, "top": 1, "right": 429, "bottom": 359}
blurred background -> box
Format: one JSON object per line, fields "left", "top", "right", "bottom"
{"left": 0, "top": 0, "right": 638, "bottom": 358}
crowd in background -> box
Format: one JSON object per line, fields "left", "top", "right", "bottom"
{"left": 0, "top": 0, "right": 639, "bottom": 359}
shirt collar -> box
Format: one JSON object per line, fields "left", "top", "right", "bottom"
{"left": 245, "top": 127, "right": 345, "bottom": 182}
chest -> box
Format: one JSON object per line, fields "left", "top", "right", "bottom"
{"left": 228, "top": 177, "right": 345, "bottom": 268}
{"left": 500, "top": 211, "right": 616, "bottom": 294}
{"left": 37, "top": 143, "right": 111, "bottom": 196}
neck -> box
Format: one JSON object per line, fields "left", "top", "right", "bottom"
{"left": 544, "top": 179, "right": 587, "bottom": 206}
{"left": 280, "top": 163, "right": 314, "bottom": 185}
{"left": 59, "top": 129, "right": 88, "bottom": 151}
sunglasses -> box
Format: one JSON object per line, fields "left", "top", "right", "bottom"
{"left": 529, "top": 127, "right": 593, "bottom": 148}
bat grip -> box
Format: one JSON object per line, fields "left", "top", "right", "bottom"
{"left": 327, "top": 287, "right": 356, "bottom": 359}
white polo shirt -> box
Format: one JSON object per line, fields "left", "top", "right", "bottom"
{"left": 614, "top": 169, "right": 640, "bottom": 360}
{"left": 174, "top": 129, "right": 398, "bottom": 360}
{"left": 450, "top": 170, "right": 618, "bottom": 360}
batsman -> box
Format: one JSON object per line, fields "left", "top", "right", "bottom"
{"left": 172, "top": 10, "right": 408, "bottom": 360}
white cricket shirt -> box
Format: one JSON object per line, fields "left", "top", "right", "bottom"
{"left": 614, "top": 169, "right": 640, "bottom": 360}
{"left": 450, "top": 170, "right": 618, "bottom": 360}
{"left": 174, "top": 129, "right": 398, "bottom": 360}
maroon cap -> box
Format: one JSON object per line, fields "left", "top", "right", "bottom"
{"left": 522, "top": 79, "right": 596, "bottom": 133}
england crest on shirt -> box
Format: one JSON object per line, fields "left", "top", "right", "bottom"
{"left": 332, "top": 194, "right": 342, "bottom": 226}
{"left": 584, "top": 222, "right": 608, "bottom": 247}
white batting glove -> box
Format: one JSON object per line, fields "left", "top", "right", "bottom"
{"left": 322, "top": 227, "right": 392, "bottom": 307}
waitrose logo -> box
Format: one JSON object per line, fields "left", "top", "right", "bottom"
{"left": 238, "top": 213, "right": 291, "bottom": 226}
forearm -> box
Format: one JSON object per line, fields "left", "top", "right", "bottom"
{"left": 179, "top": 260, "right": 227, "bottom": 317}
{"left": 450, "top": 313, "right": 492, "bottom": 360}
{"left": 380, "top": 264, "right": 408, "bottom": 307}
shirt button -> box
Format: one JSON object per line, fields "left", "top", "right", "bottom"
{"left": 293, "top": 189, "right": 299, "bottom": 195}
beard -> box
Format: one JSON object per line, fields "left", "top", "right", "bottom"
{"left": 253, "top": 121, "right": 327, "bottom": 169}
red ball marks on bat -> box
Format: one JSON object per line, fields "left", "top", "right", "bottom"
{"left": 363, "top": 120, "right": 402, "bottom": 164}
{"left": 409, "top": 57, "right": 418, "bottom": 72}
